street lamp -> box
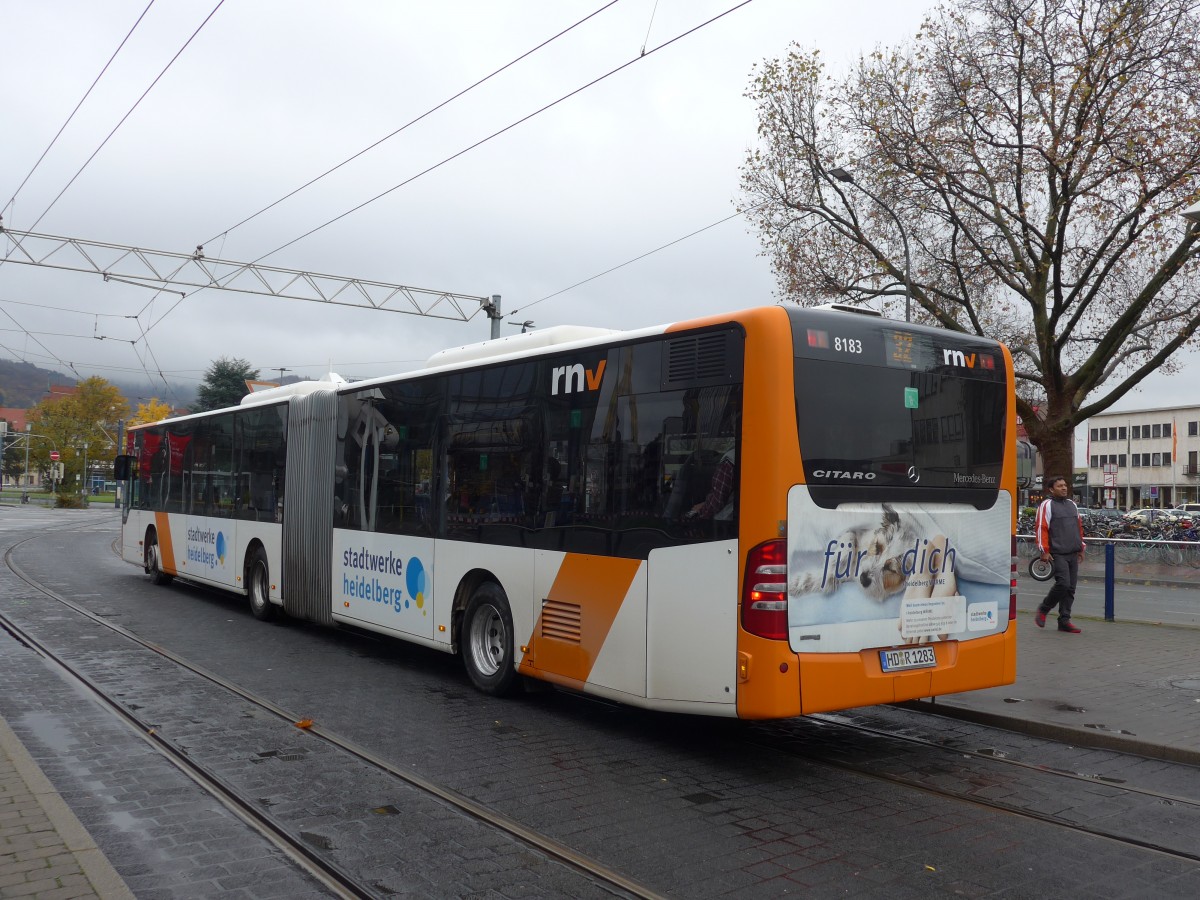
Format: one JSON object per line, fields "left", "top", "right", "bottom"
{"left": 24, "top": 424, "right": 31, "bottom": 489}
{"left": 828, "top": 166, "right": 913, "bottom": 322}
{"left": 81, "top": 442, "right": 89, "bottom": 504}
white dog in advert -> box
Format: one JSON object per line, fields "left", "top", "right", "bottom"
{"left": 788, "top": 504, "right": 958, "bottom": 643}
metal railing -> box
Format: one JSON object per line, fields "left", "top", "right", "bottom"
{"left": 1016, "top": 534, "right": 1200, "bottom": 569}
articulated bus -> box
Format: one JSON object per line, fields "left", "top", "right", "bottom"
{"left": 115, "top": 304, "right": 1017, "bottom": 718}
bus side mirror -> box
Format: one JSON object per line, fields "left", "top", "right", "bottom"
{"left": 113, "top": 454, "right": 134, "bottom": 480}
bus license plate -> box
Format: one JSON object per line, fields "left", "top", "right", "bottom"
{"left": 880, "top": 646, "right": 936, "bottom": 672}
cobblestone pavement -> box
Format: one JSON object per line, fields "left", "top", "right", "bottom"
{"left": 929, "top": 575, "right": 1200, "bottom": 765}
{"left": 0, "top": 507, "right": 134, "bottom": 898}
{"left": 0, "top": 716, "right": 132, "bottom": 900}
{"left": 2, "top": 504, "right": 1198, "bottom": 897}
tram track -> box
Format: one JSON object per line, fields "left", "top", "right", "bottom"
{"left": 809, "top": 710, "right": 1200, "bottom": 808}
{"left": 740, "top": 710, "right": 1200, "bottom": 865}
{"left": 6, "top": 520, "right": 1200, "bottom": 894}
{"left": 1, "top": 528, "right": 666, "bottom": 900}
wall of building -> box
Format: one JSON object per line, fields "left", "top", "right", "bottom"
{"left": 1083, "top": 405, "right": 1200, "bottom": 509}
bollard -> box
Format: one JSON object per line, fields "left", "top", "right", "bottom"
{"left": 1104, "top": 541, "right": 1115, "bottom": 621}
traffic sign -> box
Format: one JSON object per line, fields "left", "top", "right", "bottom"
{"left": 50, "top": 450, "right": 60, "bottom": 461}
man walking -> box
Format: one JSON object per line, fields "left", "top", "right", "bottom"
{"left": 1034, "top": 475, "right": 1085, "bottom": 633}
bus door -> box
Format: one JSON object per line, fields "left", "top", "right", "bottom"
{"left": 333, "top": 391, "right": 436, "bottom": 642}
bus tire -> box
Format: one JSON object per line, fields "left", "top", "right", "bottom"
{"left": 461, "top": 582, "right": 518, "bottom": 696}
{"left": 145, "top": 532, "right": 173, "bottom": 586}
{"left": 246, "top": 547, "right": 277, "bottom": 622}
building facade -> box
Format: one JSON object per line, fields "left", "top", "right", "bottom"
{"left": 1084, "top": 404, "right": 1200, "bottom": 509}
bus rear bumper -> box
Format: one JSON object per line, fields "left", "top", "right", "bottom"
{"left": 793, "top": 628, "right": 1017, "bottom": 716}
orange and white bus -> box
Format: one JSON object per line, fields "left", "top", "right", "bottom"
{"left": 115, "top": 303, "right": 1017, "bottom": 718}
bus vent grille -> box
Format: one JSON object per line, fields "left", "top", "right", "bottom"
{"left": 662, "top": 329, "right": 741, "bottom": 388}
{"left": 541, "top": 599, "right": 582, "bottom": 643}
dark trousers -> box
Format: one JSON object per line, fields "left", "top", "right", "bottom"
{"left": 1039, "top": 554, "right": 1079, "bottom": 622}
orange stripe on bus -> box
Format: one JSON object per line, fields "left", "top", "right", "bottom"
{"left": 153, "top": 512, "right": 178, "bottom": 575}
{"left": 519, "top": 554, "right": 641, "bottom": 683}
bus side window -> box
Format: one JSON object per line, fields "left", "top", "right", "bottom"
{"left": 365, "top": 384, "right": 439, "bottom": 536}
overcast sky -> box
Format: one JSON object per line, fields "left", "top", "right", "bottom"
{"left": 2, "top": 0, "right": 1195, "bottom": 440}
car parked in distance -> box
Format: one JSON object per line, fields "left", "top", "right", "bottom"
{"left": 1123, "top": 508, "right": 1179, "bottom": 525}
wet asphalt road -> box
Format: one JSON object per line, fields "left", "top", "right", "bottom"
{"left": 2, "top": 507, "right": 1199, "bottom": 898}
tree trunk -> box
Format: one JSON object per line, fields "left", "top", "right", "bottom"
{"left": 1027, "top": 421, "right": 1075, "bottom": 487}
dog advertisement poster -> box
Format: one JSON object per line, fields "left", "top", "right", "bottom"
{"left": 786, "top": 492, "right": 1012, "bottom": 653}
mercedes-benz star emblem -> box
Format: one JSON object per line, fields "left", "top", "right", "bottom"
{"left": 907, "top": 466, "right": 920, "bottom": 483}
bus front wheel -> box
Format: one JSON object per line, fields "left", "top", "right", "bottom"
{"left": 246, "top": 547, "right": 277, "bottom": 622}
{"left": 145, "top": 532, "right": 173, "bottom": 586}
{"left": 461, "top": 582, "right": 518, "bottom": 696}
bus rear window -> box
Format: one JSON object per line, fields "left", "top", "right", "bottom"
{"left": 793, "top": 356, "right": 1005, "bottom": 499}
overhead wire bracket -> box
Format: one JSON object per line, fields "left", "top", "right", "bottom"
{"left": 0, "top": 226, "right": 493, "bottom": 322}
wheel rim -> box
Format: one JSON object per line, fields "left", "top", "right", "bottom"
{"left": 250, "top": 561, "right": 268, "bottom": 611}
{"left": 467, "top": 602, "right": 507, "bottom": 678}
{"left": 146, "top": 541, "right": 160, "bottom": 574}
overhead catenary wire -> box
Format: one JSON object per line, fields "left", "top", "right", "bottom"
{"left": 639, "top": 0, "right": 661, "bottom": 55}
{"left": 510, "top": 202, "right": 765, "bottom": 318}
{"left": 15, "top": 1, "right": 226, "bottom": 236}
{"left": 0, "top": 302, "right": 78, "bottom": 375}
{"left": 243, "top": 0, "right": 758, "bottom": 267}
{"left": 1, "top": 205, "right": 761, "bottom": 391}
{"left": 131, "top": 319, "right": 183, "bottom": 405}
{"left": 1, "top": 1, "right": 156, "bottom": 221}
{"left": 0, "top": 1, "right": 224, "bottom": 396}
{"left": 0, "top": 296, "right": 140, "bottom": 318}
{"left": 2, "top": 2, "right": 760, "bottom": 394}
{"left": 134, "top": 0, "right": 758, "bottom": 340}
{"left": 0, "top": 327, "right": 134, "bottom": 342}
{"left": 202, "top": 0, "right": 622, "bottom": 248}
{"left": 135, "top": 1, "right": 628, "bottom": 348}
{"left": 3, "top": 201, "right": 762, "bottom": 389}
{"left": 0, "top": 349, "right": 205, "bottom": 381}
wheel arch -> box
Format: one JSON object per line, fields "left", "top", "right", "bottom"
{"left": 450, "top": 568, "right": 502, "bottom": 651}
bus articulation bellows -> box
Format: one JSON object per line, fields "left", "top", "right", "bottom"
{"left": 115, "top": 304, "right": 1017, "bottom": 718}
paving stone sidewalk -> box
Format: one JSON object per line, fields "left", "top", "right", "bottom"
{"left": 2, "top": 503, "right": 1195, "bottom": 895}
{"left": 918, "top": 608, "right": 1200, "bottom": 765}
{"left": 0, "top": 715, "right": 132, "bottom": 900}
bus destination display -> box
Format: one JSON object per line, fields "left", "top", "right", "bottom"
{"left": 800, "top": 322, "right": 999, "bottom": 379}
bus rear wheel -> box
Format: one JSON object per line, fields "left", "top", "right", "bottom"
{"left": 145, "top": 532, "right": 173, "bottom": 586}
{"left": 461, "top": 582, "right": 518, "bottom": 696}
{"left": 246, "top": 547, "right": 277, "bottom": 622}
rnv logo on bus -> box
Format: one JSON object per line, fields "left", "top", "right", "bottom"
{"left": 942, "top": 349, "right": 994, "bottom": 369}
{"left": 551, "top": 360, "right": 606, "bottom": 395}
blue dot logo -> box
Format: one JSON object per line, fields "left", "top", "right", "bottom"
{"left": 406, "top": 558, "right": 426, "bottom": 610}
{"left": 215, "top": 532, "right": 226, "bottom": 566}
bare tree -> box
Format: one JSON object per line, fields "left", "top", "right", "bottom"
{"left": 740, "top": 0, "right": 1200, "bottom": 474}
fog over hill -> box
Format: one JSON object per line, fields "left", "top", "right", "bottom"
{"left": 0, "top": 357, "right": 198, "bottom": 412}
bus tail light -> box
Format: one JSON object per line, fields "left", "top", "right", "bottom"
{"left": 742, "top": 539, "right": 788, "bottom": 640}
{"left": 1009, "top": 535, "right": 1018, "bottom": 620}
